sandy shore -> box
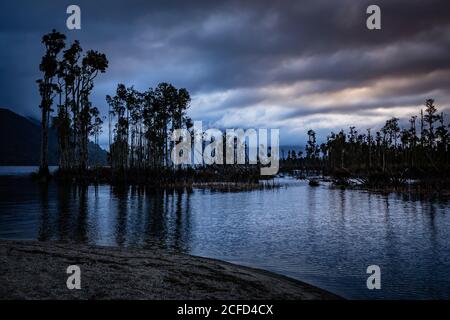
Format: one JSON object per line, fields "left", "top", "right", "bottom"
{"left": 0, "top": 240, "right": 340, "bottom": 300}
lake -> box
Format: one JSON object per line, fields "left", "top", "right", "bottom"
{"left": 0, "top": 166, "right": 449, "bottom": 299}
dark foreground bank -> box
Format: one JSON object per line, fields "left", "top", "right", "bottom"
{"left": 0, "top": 240, "right": 340, "bottom": 300}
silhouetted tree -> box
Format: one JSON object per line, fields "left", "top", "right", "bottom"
{"left": 38, "top": 30, "right": 108, "bottom": 173}
{"left": 37, "top": 30, "right": 66, "bottom": 176}
{"left": 283, "top": 99, "right": 449, "bottom": 188}
{"left": 107, "top": 83, "right": 192, "bottom": 171}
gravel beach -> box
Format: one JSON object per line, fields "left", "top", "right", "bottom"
{"left": 0, "top": 240, "right": 340, "bottom": 300}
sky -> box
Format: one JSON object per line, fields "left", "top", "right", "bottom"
{"left": 1, "top": 0, "right": 450, "bottom": 148}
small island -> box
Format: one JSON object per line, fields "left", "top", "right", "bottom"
{"left": 34, "top": 31, "right": 450, "bottom": 197}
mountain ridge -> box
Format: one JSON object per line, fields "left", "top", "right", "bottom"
{"left": 0, "top": 108, "right": 108, "bottom": 166}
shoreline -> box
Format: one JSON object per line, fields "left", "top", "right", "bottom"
{"left": 0, "top": 240, "right": 341, "bottom": 300}
{"left": 1, "top": 167, "right": 448, "bottom": 197}
{"left": 294, "top": 176, "right": 450, "bottom": 197}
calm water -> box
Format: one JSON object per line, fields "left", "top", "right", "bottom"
{"left": 0, "top": 166, "right": 449, "bottom": 299}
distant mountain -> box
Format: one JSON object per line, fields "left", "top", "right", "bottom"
{"left": 0, "top": 108, "right": 108, "bottom": 166}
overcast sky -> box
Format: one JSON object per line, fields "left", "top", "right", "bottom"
{"left": 1, "top": 0, "right": 449, "bottom": 147}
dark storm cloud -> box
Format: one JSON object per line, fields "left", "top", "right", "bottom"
{"left": 1, "top": 0, "right": 450, "bottom": 145}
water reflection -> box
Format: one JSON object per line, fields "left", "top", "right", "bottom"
{"left": 23, "top": 181, "right": 194, "bottom": 251}
{"left": 0, "top": 175, "right": 449, "bottom": 299}
{"left": 38, "top": 182, "right": 50, "bottom": 242}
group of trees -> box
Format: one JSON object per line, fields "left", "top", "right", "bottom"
{"left": 36, "top": 30, "right": 193, "bottom": 177}
{"left": 106, "top": 83, "right": 192, "bottom": 170}
{"left": 36, "top": 30, "right": 448, "bottom": 186}
{"left": 284, "top": 99, "right": 449, "bottom": 179}
{"left": 36, "top": 31, "right": 193, "bottom": 180}
{"left": 37, "top": 30, "right": 108, "bottom": 175}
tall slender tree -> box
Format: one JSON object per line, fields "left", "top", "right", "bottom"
{"left": 37, "top": 30, "right": 66, "bottom": 176}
